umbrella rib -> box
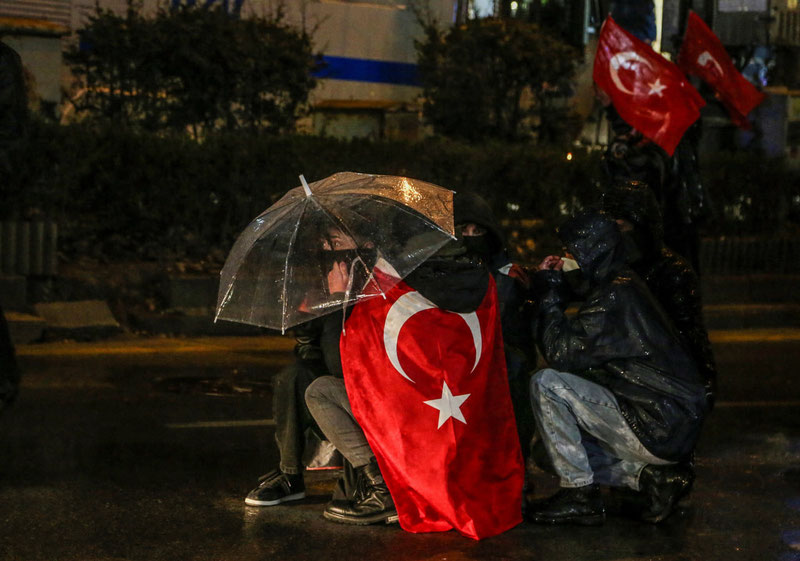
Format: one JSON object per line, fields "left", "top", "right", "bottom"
{"left": 281, "top": 198, "right": 309, "bottom": 334}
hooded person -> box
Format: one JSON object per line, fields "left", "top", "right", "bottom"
{"left": 527, "top": 211, "right": 708, "bottom": 526}
{"left": 453, "top": 192, "right": 535, "bottom": 463}
{"left": 601, "top": 102, "right": 709, "bottom": 273}
{"left": 601, "top": 180, "right": 717, "bottom": 410}
{"left": 302, "top": 233, "right": 490, "bottom": 527}
{"left": 303, "top": 227, "right": 525, "bottom": 537}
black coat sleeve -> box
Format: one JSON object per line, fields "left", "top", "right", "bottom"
{"left": 533, "top": 272, "right": 643, "bottom": 374}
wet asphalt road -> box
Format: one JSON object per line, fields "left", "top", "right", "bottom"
{"left": 2, "top": 330, "right": 800, "bottom": 561}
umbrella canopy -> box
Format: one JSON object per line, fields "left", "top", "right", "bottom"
{"left": 215, "top": 172, "right": 456, "bottom": 332}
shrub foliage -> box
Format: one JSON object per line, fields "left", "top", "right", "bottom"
{"left": 416, "top": 18, "right": 579, "bottom": 142}
{"left": 4, "top": 122, "right": 798, "bottom": 265}
{"left": 64, "top": 1, "right": 318, "bottom": 136}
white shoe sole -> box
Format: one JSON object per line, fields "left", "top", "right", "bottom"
{"left": 245, "top": 491, "right": 305, "bottom": 506}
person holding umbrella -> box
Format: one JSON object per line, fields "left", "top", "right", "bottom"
{"left": 218, "top": 174, "right": 457, "bottom": 508}
{"left": 220, "top": 174, "right": 523, "bottom": 537}
{"left": 244, "top": 225, "right": 376, "bottom": 507}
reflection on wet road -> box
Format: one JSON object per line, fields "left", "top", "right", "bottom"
{"left": 2, "top": 331, "right": 800, "bottom": 561}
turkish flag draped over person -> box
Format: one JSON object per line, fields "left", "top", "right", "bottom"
{"left": 340, "top": 276, "right": 524, "bottom": 540}
{"left": 594, "top": 16, "right": 705, "bottom": 155}
{"left": 677, "top": 10, "right": 765, "bottom": 128}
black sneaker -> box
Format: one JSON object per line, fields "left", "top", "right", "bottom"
{"left": 245, "top": 469, "right": 305, "bottom": 506}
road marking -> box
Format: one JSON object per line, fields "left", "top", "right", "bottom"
{"left": 166, "top": 401, "right": 800, "bottom": 430}
{"left": 716, "top": 400, "right": 800, "bottom": 408}
{"left": 166, "top": 419, "right": 276, "bottom": 429}
{"left": 709, "top": 329, "right": 800, "bottom": 343}
{"left": 15, "top": 329, "right": 800, "bottom": 357}
{"left": 16, "top": 336, "right": 295, "bottom": 356}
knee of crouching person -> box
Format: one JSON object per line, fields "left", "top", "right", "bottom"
{"left": 530, "top": 368, "right": 562, "bottom": 395}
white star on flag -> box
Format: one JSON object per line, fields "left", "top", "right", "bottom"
{"left": 424, "top": 381, "right": 470, "bottom": 429}
{"left": 648, "top": 78, "right": 667, "bottom": 97}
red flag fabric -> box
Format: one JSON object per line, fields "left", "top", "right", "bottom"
{"left": 340, "top": 276, "right": 524, "bottom": 540}
{"left": 594, "top": 16, "right": 705, "bottom": 155}
{"left": 677, "top": 11, "right": 765, "bottom": 128}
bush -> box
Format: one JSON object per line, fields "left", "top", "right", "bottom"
{"left": 64, "top": 1, "right": 318, "bottom": 136}
{"left": 4, "top": 122, "right": 797, "bottom": 266}
{"left": 416, "top": 18, "right": 580, "bottom": 142}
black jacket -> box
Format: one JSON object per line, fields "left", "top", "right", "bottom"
{"left": 453, "top": 191, "right": 534, "bottom": 372}
{"left": 532, "top": 211, "right": 708, "bottom": 461}
{"left": 601, "top": 181, "right": 717, "bottom": 408}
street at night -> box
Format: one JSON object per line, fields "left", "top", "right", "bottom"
{"left": 4, "top": 0, "right": 800, "bottom": 558}
{"left": 2, "top": 329, "right": 799, "bottom": 561}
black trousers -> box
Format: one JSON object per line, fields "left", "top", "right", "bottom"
{"left": 272, "top": 359, "right": 327, "bottom": 475}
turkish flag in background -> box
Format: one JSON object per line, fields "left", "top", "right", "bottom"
{"left": 678, "top": 11, "right": 765, "bottom": 128}
{"left": 594, "top": 16, "right": 705, "bottom": 155}
{"left": 340, "top": 277, "right": 524, "bottom": 540}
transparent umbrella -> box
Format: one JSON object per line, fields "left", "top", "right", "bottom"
{"left": 215, "top": 172, "right": 456, "bottom": 333}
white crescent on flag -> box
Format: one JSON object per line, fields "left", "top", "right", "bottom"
{"left": 698, "top": 51, "right": 725, "bottom": 77}
{"left": 609, "top": 51, "right": 657, "bottom": 95}
{"left": 382, "top": 291, "right": 482, "bottom": 384}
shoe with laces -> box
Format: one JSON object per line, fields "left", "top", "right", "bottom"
{"left": 245, "top": 469, "right": 305, "bottom": 506}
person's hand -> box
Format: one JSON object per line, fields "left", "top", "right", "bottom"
{"left": 507, "top": 263, "right": 530, "bottom": 289}
{"left": 327, "top": 261, "right": 350, "bottom": 294}
{"left": 537, "top": 255, "right": 564, "bottom": 272}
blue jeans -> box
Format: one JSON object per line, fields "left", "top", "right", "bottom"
{"left": 530, "top": 368, "right": 673, "bottom": 490}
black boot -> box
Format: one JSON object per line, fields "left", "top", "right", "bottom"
{"left": 324, "top": 459, "right": 398, "bottom": 525}
{"left": 638, "top": 463, "right": 695, "bottom": 524}
{"left": 528, "top": 484, "right": 605, "bottom": 526}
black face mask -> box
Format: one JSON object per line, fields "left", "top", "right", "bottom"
{"left": 463, "top": 234, "right": 493, "bottom": 259}
{"left": 564, "top": 268, "right": 590, "bottom": 298}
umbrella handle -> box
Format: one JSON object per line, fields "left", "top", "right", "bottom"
{"left": 300, "top": 175, "right": 312, "bottom": 197}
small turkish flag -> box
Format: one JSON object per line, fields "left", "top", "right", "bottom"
{"left": 594, "top": 16, "right": 705, "bottom": 155}
{"left": 678, "top": 11, "right": 765, "bottom": 129}
{"left": 340, "top": 276, "right": 524, "bottom": 540}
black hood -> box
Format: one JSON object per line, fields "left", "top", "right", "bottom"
{"left": 557, "top": 211, "right": 626, "bottom": 284}
{"left": 453, "top": 191, "right": 505, "bottom": 253}
{"left": 601, "top": 180, "right": 664, "bottom": 252}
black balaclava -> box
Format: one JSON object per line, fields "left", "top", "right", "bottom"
{"left": 453, "top": 192, "right": 504, "bottom": 261}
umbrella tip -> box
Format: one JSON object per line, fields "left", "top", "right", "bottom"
{"left": 299, "top": 175, "right": 312, "bottom": 197}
